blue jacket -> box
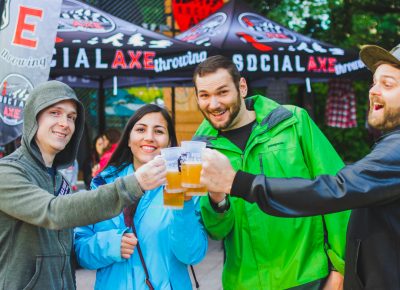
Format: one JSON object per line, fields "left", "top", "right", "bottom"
{"left": 74, "top": 164, "right": 208, "bottom": 290}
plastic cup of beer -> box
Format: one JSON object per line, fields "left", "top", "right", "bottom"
{"left": 181, "top": 141, "right": 207, "bottom": 192}
{"left": 163, "top": 187, "right": 184, "bottom": 209}
{"left": 184, "top": 185, "right": 207, "bottom": 197}
{"left": 161, "top": 147, "right": 185, "bottom": 209}
{"left": 161, "top": 147, "right": 184, "bottom": 193}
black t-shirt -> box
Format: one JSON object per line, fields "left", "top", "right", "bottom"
{"left": 219, "top": 120, "right": 255, "bottom": 151}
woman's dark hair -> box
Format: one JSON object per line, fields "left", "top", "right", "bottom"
{"left": 105, "top": 104, "right": 177, "bottom": 176}
{"left": 102, "top": 128, "right": 121, "bottom": 152}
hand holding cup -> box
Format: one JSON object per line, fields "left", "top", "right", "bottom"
{"left": 201, "top": 148, "right": 236, "bottom": 195}
{"left": 135, "top": 156, "right": 166, "bottom": 191}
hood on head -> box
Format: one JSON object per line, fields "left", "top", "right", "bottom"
{"left": 22, "top": 80, "right": 85, "bottom": 169}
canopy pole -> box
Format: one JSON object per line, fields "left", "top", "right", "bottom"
{"left": 171, "top": 5, "right": 177, "bottom": 126}
{"left": 98, "top": 78, "right": 106, "bottom": 133}
{"left": 171, "top": 87, "right": 176, "bottom": 126}
{"left": 0, "top": 0, "right": 4, "bottom": 27}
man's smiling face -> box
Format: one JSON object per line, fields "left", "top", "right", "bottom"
{"left": 368, "top": 63, "right": 400, "bottom": 131}
{"left": 35, "top": 100, "right": 77, "bottom": 161}
{"left": 195, "top": 68, "right": 244, "bottom": 131}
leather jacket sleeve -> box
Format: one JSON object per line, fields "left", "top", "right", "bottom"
{"left": 231, "top": 133, "right": 400, "bottom": 217}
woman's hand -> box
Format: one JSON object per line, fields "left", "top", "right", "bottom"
{"left": 121, "top": 233, "right": 138, "bottom": 259}
{"left": 135, "top": 156, "right": 166, "bottom": 190}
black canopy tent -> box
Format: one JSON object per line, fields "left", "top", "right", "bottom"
{"left": 176, "top": 0, "right": 368, "bottom": 84}
{"left": 50, "top": 0, "right": 207, "bottom": 130}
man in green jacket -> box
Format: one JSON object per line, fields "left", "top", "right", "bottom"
{"left": 192, "top": 55, "right": 350, "bottom": 289}
{"left": 0, "top": 81, "right": 166, "bottom": 290}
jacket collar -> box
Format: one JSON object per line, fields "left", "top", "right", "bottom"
{"left": 194, "top": 95, "right": 294, "bottom": 147}
{"left": 375, "top": 127, "right": 400, "bottom": 144}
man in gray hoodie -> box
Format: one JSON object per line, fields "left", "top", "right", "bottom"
{"left": 0, "top": 80, "right": 166, "bottom": 290}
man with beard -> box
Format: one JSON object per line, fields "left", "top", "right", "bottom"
{"left": 200, "top": 45, "right": 400, "bottom": 290}
{"left": 192, "top": 55, "right": 350, "bottom": 290}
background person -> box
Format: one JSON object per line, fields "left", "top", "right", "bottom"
{"left": 0, "top": 81, "right": 166, "bottom": 290}
{"left": 91, "top": 134, "right": 106, "bottom": 177}
{"left": 92, "top": 128, "right": 121, "bottom": 177}
{"left": 200, "top": 44, "right": 400, "bottom": 290}
{"left": 192, "top": 55, "right": 350, "bottom": 290}
{"left": 75, "top": 104, "right": 208, "bottom": 290}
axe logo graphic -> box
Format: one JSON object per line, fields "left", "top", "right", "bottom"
{"left": 0, "top": 74, "right": 33, "bottom": 126}
{"left": 0, "top": 0, "right": 10, "bottom": 31}
{"left": 58, "top": 0, "right": 115, "bottom": 33}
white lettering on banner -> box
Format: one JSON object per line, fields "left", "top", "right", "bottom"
{"left": 52, "top": 48, "right": 208, "bottom": 71}
{"left": 95, "top": 48, "right": 108, "bottom": 68}
{"left": 335, "top": 60, "right": 365, "bottom": 75}
{"left": 0, "top": 48, "right": 46, "bottom": 68}
{"left": 233, "top": 54, "right": 244, "bottom": 71}
{"left": 75, "top": 48, "right": 89, "bottom": 68}
{"left": 295, "top": 56, "right": 306, "bottom": 72}
{"left": 128, "top": 33, "right": 146, "bottom": 47}
{"left": 154, "top": 51, "right": 207, "bottom": 73}
{"left": 232, "top": 53, "right": 336, "bottom": 74}
{"left": 247, "top": 54, "right": 257, "bottom": 72}
{"left": 282, "top": 55, "right": 293, "bottom": 72}
{"left": 63, "top": 47, "right": 69, "bottom": 68}
{"left": 260, "top": 54, "right": 270, "bottom": 71}
{"left": 273, "top": 55, "right": 279, "bottom": 72}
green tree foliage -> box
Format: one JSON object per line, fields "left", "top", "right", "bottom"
{"left": 244, "top": 0, "right": 399, "bottom": 161}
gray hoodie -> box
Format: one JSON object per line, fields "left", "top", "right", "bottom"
{"left": 0, "top": 81, "right": 143, "bottom": 290}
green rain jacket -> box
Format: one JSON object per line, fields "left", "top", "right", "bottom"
{"left": 196, "top": 95, "right": 350, "bottom": 290}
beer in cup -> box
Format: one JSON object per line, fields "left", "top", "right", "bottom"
{"left": 161, "top": 147, "right": 185, "bottom": 209}
{"left": 184, "top": 185, "right": 207, "bottom": 197}
{"left": 161, "top": 147, "right": 184, "bottom": 193}
{"left": 181, "top": 141, "right": 207, "bottom": 192}
{"left": 163, "top": 187, "right": 184, "bottom": 209}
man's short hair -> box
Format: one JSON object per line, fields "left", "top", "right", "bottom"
{"left": 193, "top": 55, "right": 241, "bottom": 91}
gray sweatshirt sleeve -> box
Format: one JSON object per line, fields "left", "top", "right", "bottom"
{"left": 0, "top": 163, "right": 143, "bottom": 230}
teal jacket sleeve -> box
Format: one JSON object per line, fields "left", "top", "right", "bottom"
{"left": 74, "top": 223, "right": 128, "bottom": 270}
{"left": 74, "top": 173, "right": 129, "bottom": 270}
{"left": 169, "top": 197, "right": 208, "bottom": 265}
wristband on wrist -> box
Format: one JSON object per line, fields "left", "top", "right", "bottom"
{"left": 209, "top": 195, "right": 230, "bottom": 213}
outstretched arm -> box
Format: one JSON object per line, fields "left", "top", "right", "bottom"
{"left": 201, "top": 142, "right": 400, "bottom": 216}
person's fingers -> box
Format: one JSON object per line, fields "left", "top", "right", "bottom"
{"left": 122, "top": 233, "right": 137, "bottom": 246}
{"left": 121, "top": 233, "right": 137, "bottom": 259}
{"left": 121, "top": 247, "right": 134, "bottom": 259}
{"left": 135, "top": 156, "right": 167, "bottom": 190}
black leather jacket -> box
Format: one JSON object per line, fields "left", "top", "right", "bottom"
{"left": 231, "top": 129, "right": 400, "bottom": 290}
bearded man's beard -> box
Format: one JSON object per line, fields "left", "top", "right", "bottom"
{"left": 368, "top": 106, "right": 400, "bottom": 131}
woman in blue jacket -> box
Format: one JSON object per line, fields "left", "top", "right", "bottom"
{"left": 74, "top": 104, "right": 208, "bottom": 290}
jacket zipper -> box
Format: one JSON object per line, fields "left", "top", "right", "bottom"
{"left": 258, "top": 154, "right": 264, "bottom": 173}
{"left": 53, "top": 172, "right": 66, "bottom": 290}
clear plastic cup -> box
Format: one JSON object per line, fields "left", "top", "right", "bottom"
{"left": 181, "top": 141, "right": 207, "bottom": 191}
{"left": 161, "top": 147, "right": 184, "bottom": 193}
